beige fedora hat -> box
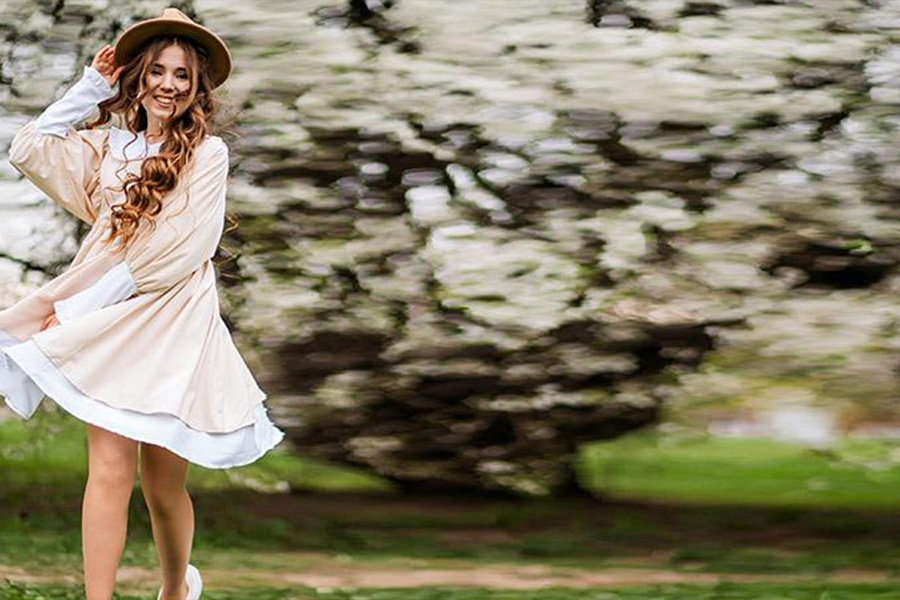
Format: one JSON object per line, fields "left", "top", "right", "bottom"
{"left": 114, "top": 7, "right": 232, "bottom": 89}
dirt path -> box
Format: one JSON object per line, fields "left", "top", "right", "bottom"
{"left": 2, "top": 557, "right": 898, "bottom": 591}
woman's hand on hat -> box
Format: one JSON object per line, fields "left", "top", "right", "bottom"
{"left": 91, "top": 44, "right": 125, "bottom": 87}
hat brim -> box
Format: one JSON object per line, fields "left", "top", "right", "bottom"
{"left": 114, "top": 19, "right": 232, "bottom": 89}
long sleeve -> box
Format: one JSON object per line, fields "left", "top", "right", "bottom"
{"left": 123, "top": 138, "right": 229, "bottom": 294}
{"left": 7, "top": 65, "right": 115, "bottom": 225}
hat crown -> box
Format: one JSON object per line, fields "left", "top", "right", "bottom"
{"left": 158, "top": 7, "right": 192, "bottom": 24}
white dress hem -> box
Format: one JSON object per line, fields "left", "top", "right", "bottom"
{"left": 0, "top": 330, "right": 286, "bottom": 469}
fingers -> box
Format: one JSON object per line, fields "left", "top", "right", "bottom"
{"left": 91, "top": 44, "right": 123, "bottom": 86}
{"left": 93, "top": 44, "right": 118, "bottom": 70}
{"left": 40, "top": 313, "right": 59, "bottom": 331}
{"left": 94, "top": 44, "right": 110, "bottom": 60}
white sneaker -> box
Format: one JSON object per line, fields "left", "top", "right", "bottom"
{"left": 157, "top": 564, "right": 203, "bottom": 600}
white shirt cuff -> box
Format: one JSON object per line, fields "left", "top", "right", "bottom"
{"left": 53, "top": 262, "right": 138, "bottom": 323}
{"left": 34, "top": 65, "right": 117, "bottom": 137}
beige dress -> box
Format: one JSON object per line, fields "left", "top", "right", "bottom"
{"left": 0, "top": 65, "right": 284, "bottom": 468}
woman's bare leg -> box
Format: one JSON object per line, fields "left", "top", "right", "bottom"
{"left": 139, "top": 443, "right": 193, "bottom": 600}
{"left": 83, "top": 423, "right": 139, "bottom": 600}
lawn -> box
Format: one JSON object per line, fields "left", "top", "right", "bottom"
{"left": 580, "top": 427, "right": 900, "bottom": 510}
{"left": 3, "top": 404, "right": 900, "bottom": 598}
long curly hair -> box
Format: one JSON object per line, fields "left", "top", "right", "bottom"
{"left": 84, "top": 35, "right": 237, "bottom": 253}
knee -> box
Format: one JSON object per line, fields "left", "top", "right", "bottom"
{"left": 140, "top": 478, "right": 187, "bottom": 515}
{"left": 87, "top": 455, "right": 137, "bottom": 492}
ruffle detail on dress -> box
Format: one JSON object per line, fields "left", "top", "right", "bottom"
{"left": 0, "top": 331, "right": 44, "bottom": 419}
{"left": 0, "top": 329, "right": 285, "bottom": 469}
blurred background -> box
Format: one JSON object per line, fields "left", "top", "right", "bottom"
{"left": 3, "top": 0, "right": 900, "bottom": 598}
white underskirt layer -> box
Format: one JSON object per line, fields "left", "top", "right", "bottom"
{"left": 0, "top": 330, "right": 285, "bottom": 469}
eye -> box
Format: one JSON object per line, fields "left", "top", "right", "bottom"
{"left": 177, "top": 73, "right": 188, "bottom": 79}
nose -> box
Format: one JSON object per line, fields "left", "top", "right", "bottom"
{"left": 160, "top": 74, "right": 176, "bottom": 92}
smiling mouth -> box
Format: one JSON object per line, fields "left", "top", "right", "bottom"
{"left": 154, "top": 96, "right": 175, "bottom": 108}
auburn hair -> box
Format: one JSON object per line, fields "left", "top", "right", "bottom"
{"left": 85, "top": 35, "right": 237, "bottom": 254}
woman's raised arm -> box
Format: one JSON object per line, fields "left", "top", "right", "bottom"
{"left": 7, "top": 50, "right": 119, "bottom": 225}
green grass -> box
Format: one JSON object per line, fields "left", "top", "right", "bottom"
{"left": 0, "top": 405, "right": 392, "bottom": 571}
{"left": 10, "top": 404, "right": 900, "bottom": 512}
{"left": 580, "top": 428, "right": 900, "bottom": 510}
{"left": 6, "top": 405, "right": 900, "bottom": 591}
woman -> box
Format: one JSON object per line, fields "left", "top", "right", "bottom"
{"left": 0, "top": 8, "right": 284, "bottom": 600}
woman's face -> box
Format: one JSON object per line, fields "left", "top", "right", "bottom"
{"left": 140, "top": 43, "right": 193, "bottom": 125}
